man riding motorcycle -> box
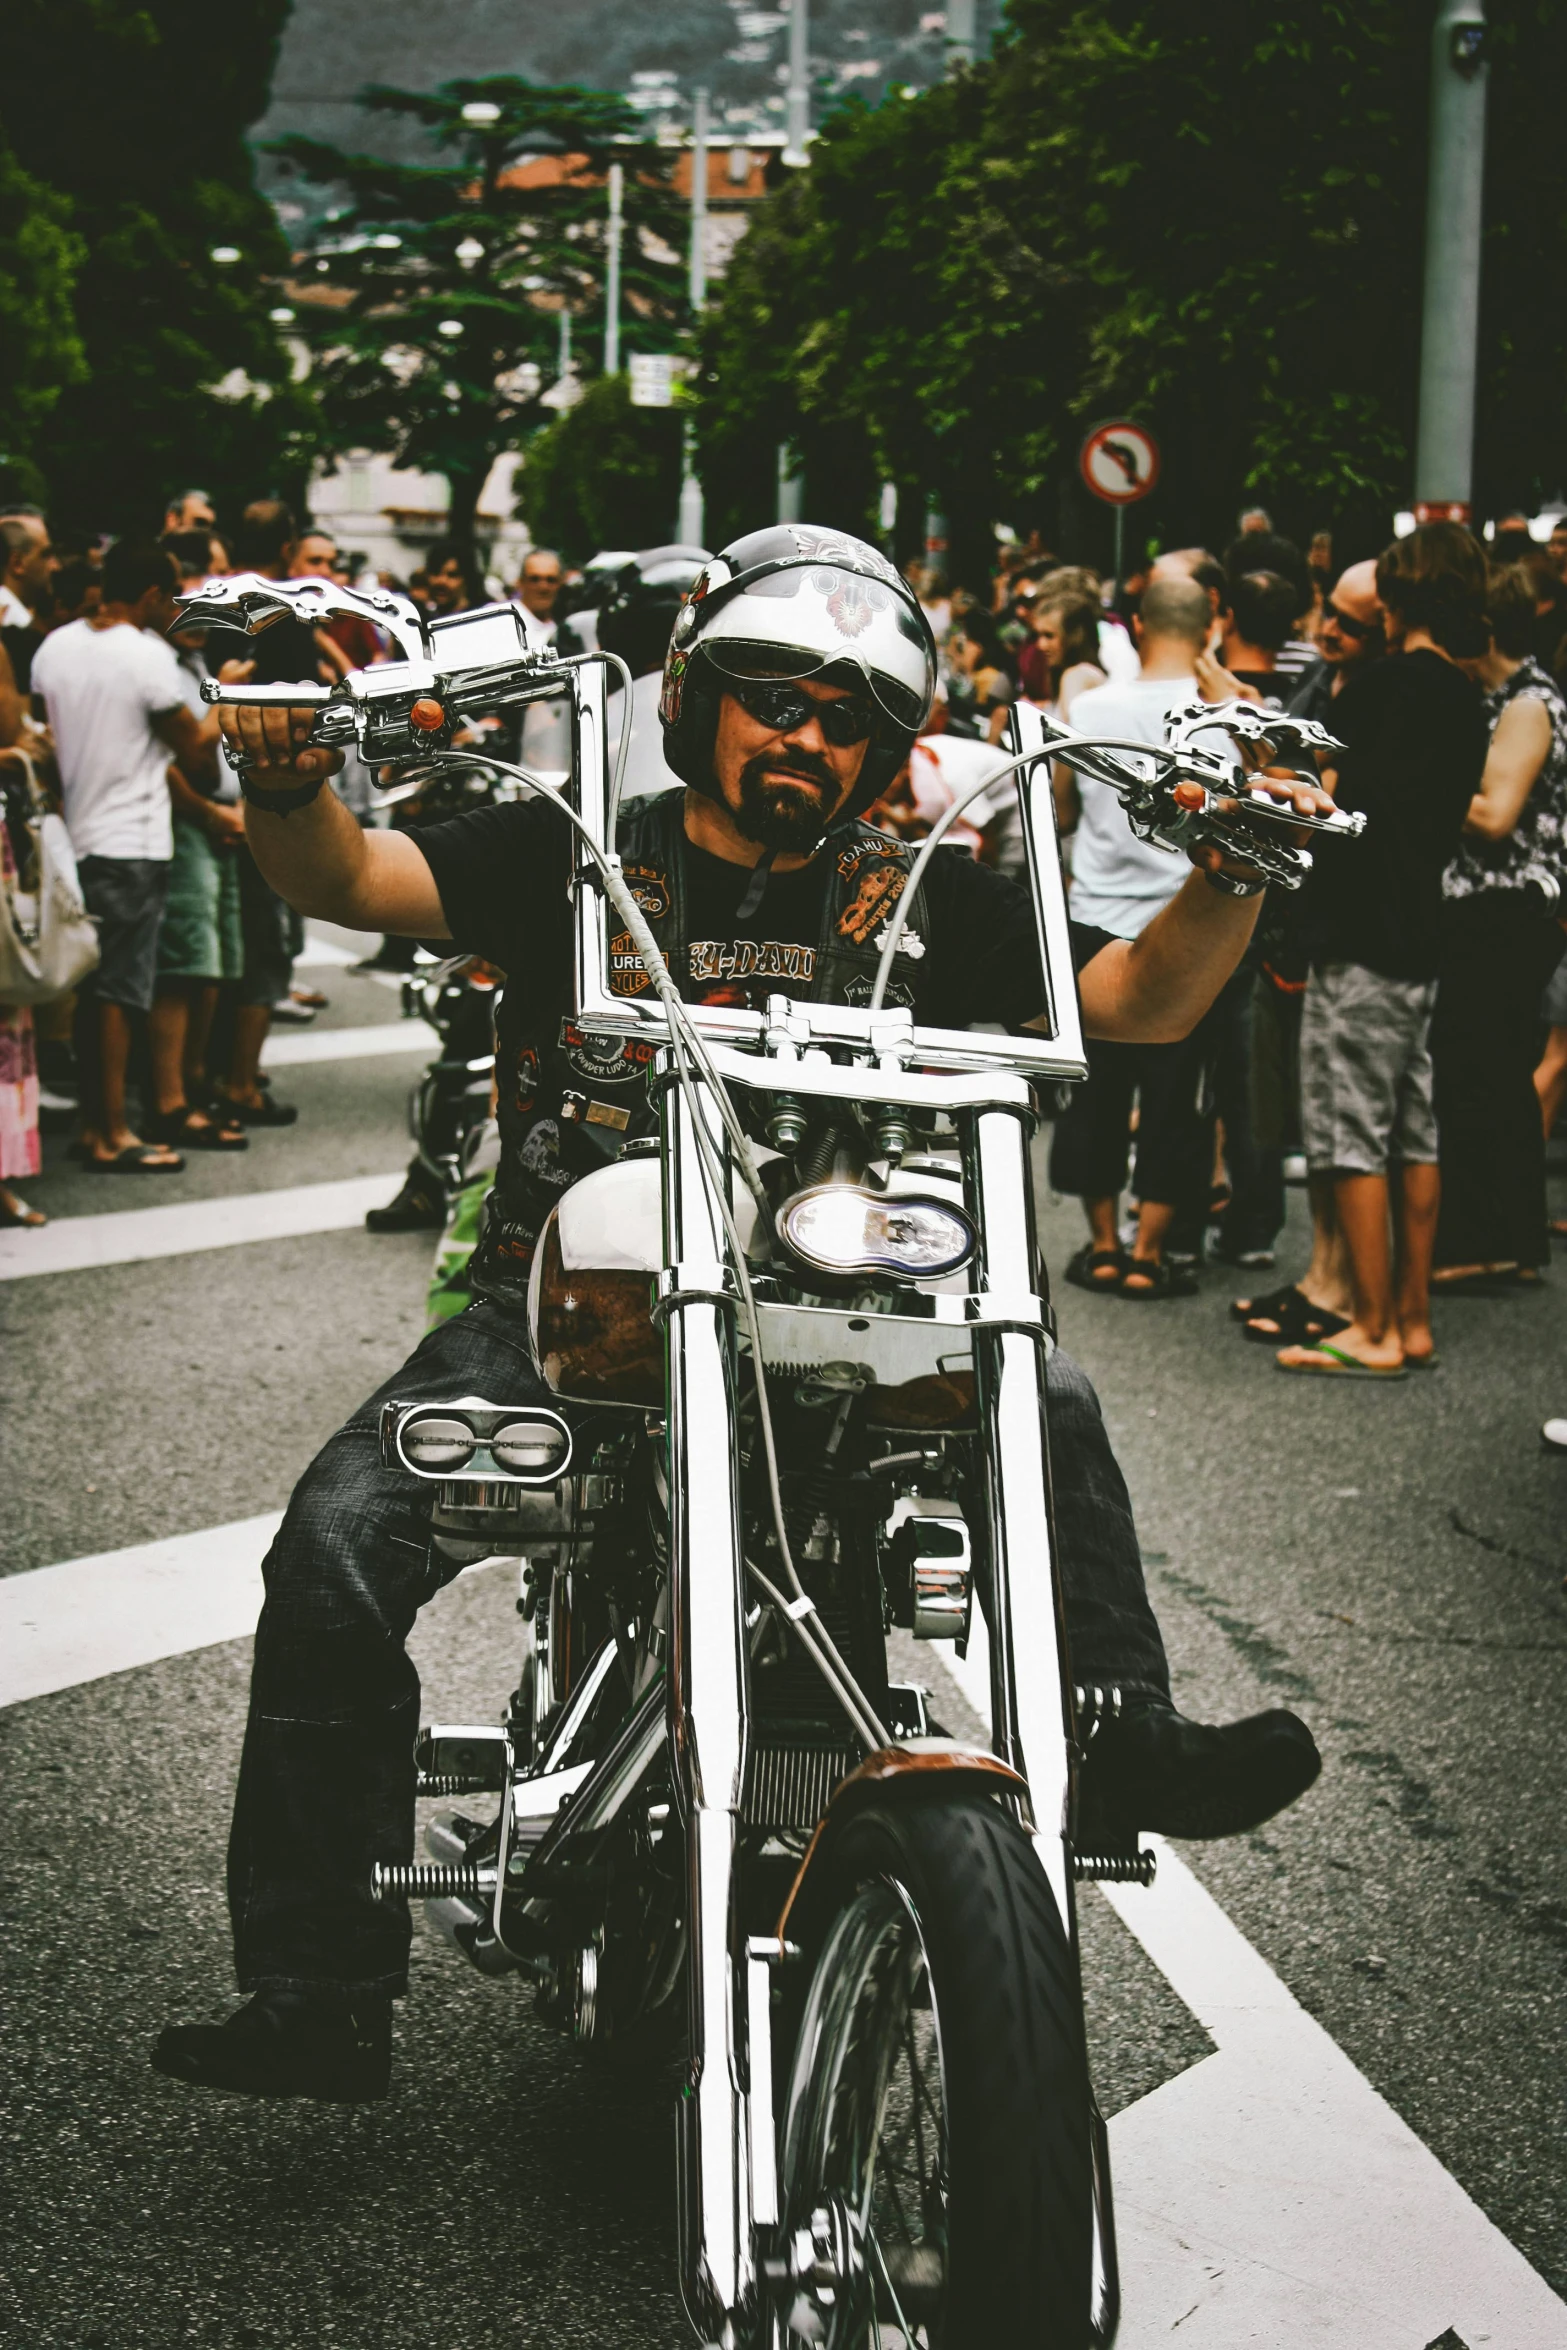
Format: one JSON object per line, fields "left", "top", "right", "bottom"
{"left": 153, "top": 525, "right": 1326, "bottom": 2103}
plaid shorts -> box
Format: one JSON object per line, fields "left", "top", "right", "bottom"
{"left": 1300, "top": 960, "right": 1438, "bottom": 1175}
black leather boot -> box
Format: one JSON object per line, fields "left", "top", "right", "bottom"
{"left": 1077, "top": 1688, "right": 1321, "bottom": 1843}
{"left": 151, "top": 1988, "right": 392, "bottom": 2102}
{"left": 365, "top": 1174, "right": 447, "bottom": 1233}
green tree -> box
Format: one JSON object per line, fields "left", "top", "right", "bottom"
{"left": 0, "top": 2, "right": 313, "bottom": 533}
{"left": 269, "top": 77, "right": 687, "bottom": 564}
{"left": 698, "top": 1, "right": 1567, "bottom": 568}
{"left": 518, "top": 373, "right": 684, "bottom": 562}
{"left": 0, "top": 138, "right": 86, "bottom": 502}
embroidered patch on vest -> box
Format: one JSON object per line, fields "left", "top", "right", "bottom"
{"left": 558, "top": 1019, "right": 657, "bottom": 1082}
{"left": 837, "top": 863, "right": 906, "bottom": 945}
{"left": 622, "top": 863, "right": 670, "bottom": 921}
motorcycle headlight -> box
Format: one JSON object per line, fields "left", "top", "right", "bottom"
{"left": 778, "top": 1185, "right": 977, "bottom": 1283}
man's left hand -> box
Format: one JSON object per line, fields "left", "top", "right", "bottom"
{"left": 1187, "top": 767, "right": 1337, "bottom": 885}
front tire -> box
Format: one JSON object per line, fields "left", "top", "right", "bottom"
{"left": 775, "top": 1791, "right": 1093, "bottom": 2348}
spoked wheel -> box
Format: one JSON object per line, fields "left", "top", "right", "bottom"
{"left": 775, "top": 1792, "right": 1093, "bottom": 2348}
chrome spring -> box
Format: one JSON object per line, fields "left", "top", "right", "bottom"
{"left": 372, "top": 1861, "right": 496, "bottom": 1901}
{"left": 1074, "top": 1849, "right": 1157, "bottom": 1886}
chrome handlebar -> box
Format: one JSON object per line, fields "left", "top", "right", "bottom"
{"left": 179, "top": 573, "right": 574, "bottom": 768}
{"left": 1041, "top": 699, "right": 1364, "bottom": 890}
{"left": 177, "top": 576, "right": 1366, "bottom": 891}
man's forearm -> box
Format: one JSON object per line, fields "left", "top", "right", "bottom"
{"left": 244, "top": 784, "right": 375, "bottom": 922}
{"left": 1084, "top": 871, "right": 1260, "bottom": 1042}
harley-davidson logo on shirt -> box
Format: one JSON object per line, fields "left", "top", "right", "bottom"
{"left": 687, "top": 938, "right": 817, "bottom": 986}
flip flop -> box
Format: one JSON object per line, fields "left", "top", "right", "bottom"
{"left": 1404, "top": 1352, "right": 1442, "bottom": 1371}
{"left": 86, "top": 1144, "right": 185, "bottom": 1174}
{"left": 1429, "top": 1265, "right": 1542, "bottom": 1295}
{"left": 0, "top": 1195, "right": 46, "bottom": 1228}
{"left": 1276, "top": 1341, "right": 1407, "bottom": 1380}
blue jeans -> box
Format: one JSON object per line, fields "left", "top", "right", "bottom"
{"left": 227, "top": 1303, "right": 1170, "bottom": 1996}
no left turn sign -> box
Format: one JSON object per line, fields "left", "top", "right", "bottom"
{"left": 1079, "top": 421, "right": 1160, "bottom": 505}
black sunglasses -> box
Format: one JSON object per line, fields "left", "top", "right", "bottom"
{"left": 728, "top": 675, "right": 877, "bottom": 746}
{"left": 1325, "top": 601, "right": 1379, "bottom": 641}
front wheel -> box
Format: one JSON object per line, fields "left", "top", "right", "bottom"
{"left": 774, "top": 1792, "right": 1093, "bottom": 2349}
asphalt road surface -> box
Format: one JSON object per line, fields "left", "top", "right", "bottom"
{"left": 2, "top": 933, "right": 1564, "bottom": 2348}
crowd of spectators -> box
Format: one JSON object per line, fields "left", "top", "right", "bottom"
{"left": 894, "top": 508, "right": 1567, "bottom": 1379}
{"left": 4, "top": 489, "right": 1564, "bottom": 1396}
{"left": 0, "top": 493, "right": 565, "bottom": 1227}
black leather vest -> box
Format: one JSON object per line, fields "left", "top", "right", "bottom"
{"left": 472, "top": 793, "right": 930, "bottom": 1300}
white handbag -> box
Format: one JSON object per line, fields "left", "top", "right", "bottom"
{"left": 0, "top": 749, "right": 101, "bottom": 1006}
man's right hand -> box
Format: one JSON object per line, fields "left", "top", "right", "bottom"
{"left": 216, "top": 695, "right": 346, "bottom": 785}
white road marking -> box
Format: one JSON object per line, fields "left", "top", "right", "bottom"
{"left": 4, "top": 1514, "right": 1562, "bottom": 2337}
{"left": 0, "top": 1514, "right": 281, "bottom": 1706}
{"left": 261, "top": 1018, "right": 437, "bottom": 1067}
{"left": 1099, "top": 1844, "right": 1567, "bottom": 2347}
{"left": 0, "top": 1171, "right": 405, "bottom": 1282}
{"left": 931, "top": 1628, "right": 1567, "bottom": 2346}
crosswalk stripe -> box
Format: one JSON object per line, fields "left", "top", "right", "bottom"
{"left": 261, "top": 1018, "right": 438, "bottom": 1067}
{"left": 4, "top": 1512, "right": 1564, "bottom": 2336}
{"left": 930, "top": 1632, "right": 1567, "bottom": 2346}
{"left": 0, "top": 1171, "right": 406, "bottom": 1282}
{"left": 0, "top": 1514, "right": 281, "bottom": 1706}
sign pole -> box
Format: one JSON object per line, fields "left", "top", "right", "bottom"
{"left": 604, "top": 162, "right": 624, "bottom": 376}
{"left": 1113, "top": 507, "right": 1125, "bottom": 601}
{"left": 1414, "top": 0, "right": 1488, "bottom": 522}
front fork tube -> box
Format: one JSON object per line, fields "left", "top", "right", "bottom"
{"left": 661, "top": 1074, "right": 755, "bottom": 2337}
{"left": 966, "top": 1106, "right": 1075, "bottom": 1931}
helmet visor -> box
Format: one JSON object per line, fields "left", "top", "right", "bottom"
{"left": 697, "top": 565, "right": 935, "bottom": 730}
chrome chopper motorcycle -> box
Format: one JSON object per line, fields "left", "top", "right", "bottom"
{"left": 185, "top": 570, "right": 1358, "bottom": 2349}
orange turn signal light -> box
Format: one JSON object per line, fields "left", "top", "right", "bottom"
{"left": 409, "top": 698, "right": 447, "bottom": 734}
{"left": 1172, "top": 780, "right": 1206, "bottom": 811}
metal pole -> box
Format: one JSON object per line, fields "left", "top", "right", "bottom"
{"left": 1113, "top": 507, "right": 1125, "bottom": 601}
{"left": 783, "top": 0, "right": 810, "bottom": 167}
{"left": 688, "top": 86, "right": 709, "bottom": 312}
{"left": 678, "top": 93, "right": 709, "bottom": 547}
{"left": 776, "top": 443, "right": 803, "bottom": 526}
{"left": 604, "top": 161, "right": 624, "bottom": 376}
{"left": 947, "top": 0, "right": 976, "bottom": 68}
{"left": 1414, "top": 0, "right": 1488, "bottom": 522}
{"left": 679, "top": 422, "right": 706, "bottom": 547}
{"left": 557, "top": 304, "right": 571, "bottom": 385}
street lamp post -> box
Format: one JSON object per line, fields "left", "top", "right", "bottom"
{"left": 783, "top": 0, "right": 810, "bottom": 167}
{"left": 1414, "top": 0, "right": 1489, "bottom": 524}
{"left": 679, "top": 90, "right": 709, "bottom": 548}
{"left": 947, "top": 0, "right": 976, "bottom": 68}
{"left": 604, "top": 161, "right": 624, "bottom": 376}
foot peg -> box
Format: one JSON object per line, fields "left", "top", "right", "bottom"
{"left": 1073, "top": 1847, "right": 1157, "bottom": 1886}
{"left": 372, "top": 1860, "right": 497, "bottom": 1901}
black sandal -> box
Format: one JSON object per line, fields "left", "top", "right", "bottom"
{"left": 1242, "top": 1291, "right": 1349, "bottom": 1346}
{"left": 149, "top": 1105, "right": 249, "bottom": 1153}
{"left": 1230, "top": 1280, "right": 1302, "bottom": 1325}
{"left": 1065, "top": 1244, "right": 1127, "bottom": 1294}
{"left": 1121, "top": 1256, "right": 1200, "bottom": 1299}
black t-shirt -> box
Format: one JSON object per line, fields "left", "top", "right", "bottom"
{"left": 413, "top": 799, "right": 1128, "bottom": 1233}
{"left": 416, "top": 796, "right": 1058, "bottom": 1036}
{"left": 1301, "top": 649, "right": 1487, "bottom": 981}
